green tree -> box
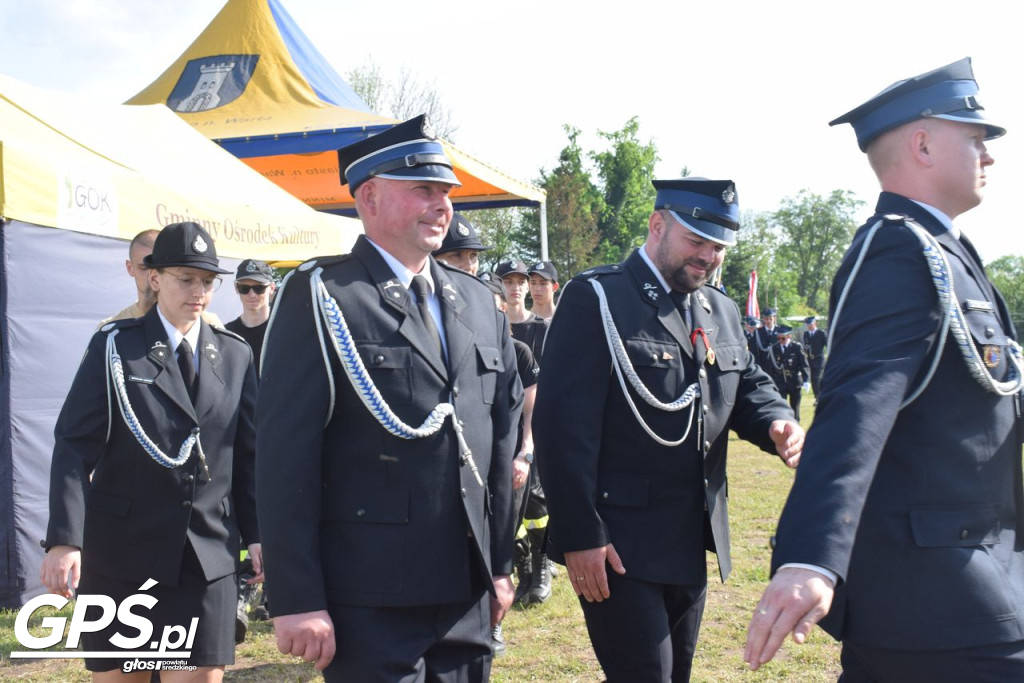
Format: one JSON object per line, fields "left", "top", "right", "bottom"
{"left": 988, "top": 254, "right": 1024, "bottom": 330}
{"left": 720, "top": 210, "right": 799, "bottom": 316}
{"left": 467, "top": 207, "right": 537, "bottom": 271}
{"left": 591, "top": 117, "right": 658, "bottom": 262}
{"left": 529, "top": 126, "right": 604, "bottom": 280}
{"left": 773, "top": 189, "right": 863, "bottom": 312}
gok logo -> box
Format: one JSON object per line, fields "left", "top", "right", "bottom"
{"left": 11, "top": 578, "right": 198, "bottom": 670}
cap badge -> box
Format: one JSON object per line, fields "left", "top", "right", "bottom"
{"left": 421, "top": 118, "right": 436, "bottom": 140}
{"left": 192, "top": 235, "right": 208, "bottom": 254}
{"left": 246, "top": 261, "right": 257, "bottom": 273}
{"left": 721, "top": 187, "right": 736, "bottom": 205}
{"left": 457, "top": 224, "right": 470, "bottom": 237}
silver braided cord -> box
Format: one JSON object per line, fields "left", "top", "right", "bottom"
{"left": 589, "top": 278, "right": 700, "bottom": 447}
{"left": 105, "top": 330, "right": 209, "bottom": 478}
{"left": 827, "top": 219, "right": 1023, "bottom": 408}
{"left": 310, "top": 268, "right": 483, "bottom": 486}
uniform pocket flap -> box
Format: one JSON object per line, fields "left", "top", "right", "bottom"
{"left": 624, "top": 339, "right": 679, "bottom": 369}
{"left": 596, "top": 477, "right": 650, "bottom": 507}
{"left": 476, "top": 345, "right": 505, "bottom": 372}
{"left": 359, "top": 344, "right": 413, "bottom": 369}
{"left": 323, "top": 488, "right": 410, "bottom": 524}
{"left": 88, "top": 490, "right": 132, "bottom": 517}
{"left": 909, "top": 505, "right": 1001, "bottom": 547}
{"left": 711, "top": 342, "right": 746, "bottom": 372}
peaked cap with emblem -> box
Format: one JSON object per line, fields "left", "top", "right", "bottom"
{"left": 143, "top": 222, "right": 230, "bottom": 274}
{"left": 829, "top": 57, "right": 1006, "bottom": 152}
{"left": 337, "top": 114, "right": 461, "bottom": 191}
{"left": 435, "top": 212, "right": 491, "bottom": 255}
{"left": 235, "top": 259, "right": 274, "bottom": 284}
{"left": 528, "top": 260, "right": 558, "bottom": 282}
{"left": 653, "top": 178, "right": 740, "bottom": 247}
{"left": 495, "top": 259, "right": 529, "bottom": 279}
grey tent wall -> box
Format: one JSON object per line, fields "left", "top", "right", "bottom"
{"left": 0, "top": 220, "right": 241, "bottom": 608}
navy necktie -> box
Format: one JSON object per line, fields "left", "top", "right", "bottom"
{"left": 410, "top": 276, "right": 443, "bottom": 358}
{"left": 177, "top": 339, "right": 197, "bottom": 403}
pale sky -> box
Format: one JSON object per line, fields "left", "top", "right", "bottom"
{"left": 1, "top": 0, "right": 1020, "bottom": 260}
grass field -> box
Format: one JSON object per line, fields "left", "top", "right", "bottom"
{"left": 1, "top": 405, "right": 840, "bottom": 681}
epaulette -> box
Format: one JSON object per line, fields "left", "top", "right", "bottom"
{"left": 210, "top": 326, "right": 246, "bottom": 344}
{"left": 881, "top": 213, "right": 910, "bottom": 225}
{"left": 573, "top": 263, "right": 623, "bottom": 281}
{"left": 296, "top": 253, "right": 350, "bottom": 272}
{"left": 99, "top": 317, "right": 144, "bottom": 334}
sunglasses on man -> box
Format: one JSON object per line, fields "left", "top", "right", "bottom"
{"left": 236, "top": 283, "right": 270, "bottom": 295}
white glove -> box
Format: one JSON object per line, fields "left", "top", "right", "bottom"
{"left": 802, "top": 381, "right": 811, "bottom": 392}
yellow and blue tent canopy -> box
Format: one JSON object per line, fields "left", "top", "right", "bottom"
{"left": 127, "top": 0, "right": 544, "bottom": 214}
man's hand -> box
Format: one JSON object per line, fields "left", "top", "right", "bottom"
{"left": 246, "top": 543, "right": 264, "bottom": 584}
{"left": 564, "top": 544, "right": 626, "bottom": 603}
{"left": 744, "top": 567, "right": 834, "bottom": 671}
{"left": 490, "top": 575, "right": 514, "bottom": 626}
{"left": 40, "top": 545, "right": 80, "bottom": 598}
{"left": 769, "top": 419, "right": 804, "bottom": 468}
{"left": 512, "top": 457, "right": 531, "bottom": 490}
{"left": 273, "top": 610, "right": 336, "bottom": 671}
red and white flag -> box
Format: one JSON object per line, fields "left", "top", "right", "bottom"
{"left": 746, "top": 270, "right": 760, "bottom": 319}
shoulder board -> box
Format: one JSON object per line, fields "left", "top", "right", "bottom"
{"left": 296, "top": 253, "right": 350, "bottom": 272}
{"left": 210, "top": 326, "right": 246, "bottom": 344}
{"left": 573, "top": 263, "right": 622, "bottom": 280}
{"left": 100, "top": 317, "right": 144, "bottom": 333}
{"left": 881, "top": 213, "right": 910, "bottom": 225}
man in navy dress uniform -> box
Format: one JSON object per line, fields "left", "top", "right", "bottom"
{"left": 256, "top": 116, "right": 523, "bottom": 682}
{"left": 746, "top": 58, "right": 1024, "bottom": 682}
{"left": 801, "top": 315, "right": 827, "bottom": 399}
{"left": 535, "top": 178, "right": 805, "bottom": 681}
{"left": 770, "top": 325, "right": 809, "bottom": 422}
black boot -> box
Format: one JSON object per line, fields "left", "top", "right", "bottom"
{"left": 527, "top": 529, "right": 551, "bottom": 605}
{"left": 512, "top": 536, "right": 532, "bottom": 607}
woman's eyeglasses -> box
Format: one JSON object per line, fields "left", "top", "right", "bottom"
{"left": 236, "top": 284, "right": 269, "bottom": 295}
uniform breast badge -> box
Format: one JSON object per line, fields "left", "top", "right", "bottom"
{"left": 691, "top": 328, "right": 716, "bottom": 365}
{"left": 983, "top": 345, "right": 1001, "bottom": 368}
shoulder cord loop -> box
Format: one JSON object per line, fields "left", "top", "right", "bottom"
{"left": 827, "top": 219, "right": 1023, "bottom": 408}
{"left": 104, "top": 329, "right": 211, "bottom": 480}
{"left": 308, "top": 267, "right": 483, "bottom": 486}
{"left": 589, "top": 278, "right": 701, "bottom": 447}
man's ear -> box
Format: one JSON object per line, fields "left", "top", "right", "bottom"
{"left": 910, "top": 127, "right": 933, "bottom": 167}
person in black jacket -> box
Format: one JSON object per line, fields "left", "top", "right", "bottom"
{"left": 255, "top": 115, "right": 523, "bottom": 682}
{"left": 746, "top": 58, "right": 1024, "bottom": 683}
{"left": 41, "top": 221, "right": 260, "bottom": 679}
{"left": 535, "top": 178, "right": 804, "bottom": 682}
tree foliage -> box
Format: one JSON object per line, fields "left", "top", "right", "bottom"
{"left": 591, "top": 117, "right": 658, "bottom": 263}
{"left": 773, "top": 189, "right": 863, "bottom": 312}
{"left": 346, "top": 58, "right": 458, "bottom": 140}
{"left": 988, "top": 254, "right": 1024, "bottom": 330}
{"left": 531, "top": 126, "right": 605, "bottom": 279}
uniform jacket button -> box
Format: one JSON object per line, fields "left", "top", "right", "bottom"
{"left": 461, "top": 488, "right": 467, "bottom": 498}
{"left": 602, "top": 491, "right": 609, "bottom": 499}
{"left": 183, "top": 474, "right": 194, "bottom": 483}
{"left": 452, "top": 386, "right": 460, "bottom": 396}
{"left": 181, "top": 500, "right": 191, "bottom": 508}
{"left": 356, "top": 508, "right": 366, "bottom": 517}
{"left": 960, "top": 528, "right": 969, "bottom": 539}
{"left": 984, "top": 327, "right": 995, "bottom": 339}
{"left": 699, "top": 368, "right": 707, "bottom": 378}
{"left": 703, "top": 441, "right": 711, "bottom": 450}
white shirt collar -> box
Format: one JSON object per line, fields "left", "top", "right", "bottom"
{"left": 157, "top": 307, "right": 201, "bottom": 363}
{"left": 909, "top": 200, "right": 958, "bottom": 239}
{"left": 365, "top": 237, "right": 436, "bottom": 294}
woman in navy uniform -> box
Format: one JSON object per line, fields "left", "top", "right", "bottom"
{"left": 41, "top": 222, "right": 260, "bottom": 682}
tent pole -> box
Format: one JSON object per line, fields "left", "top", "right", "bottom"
{"left": 539, "top": 202, "right": 549, "bottom": 262}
